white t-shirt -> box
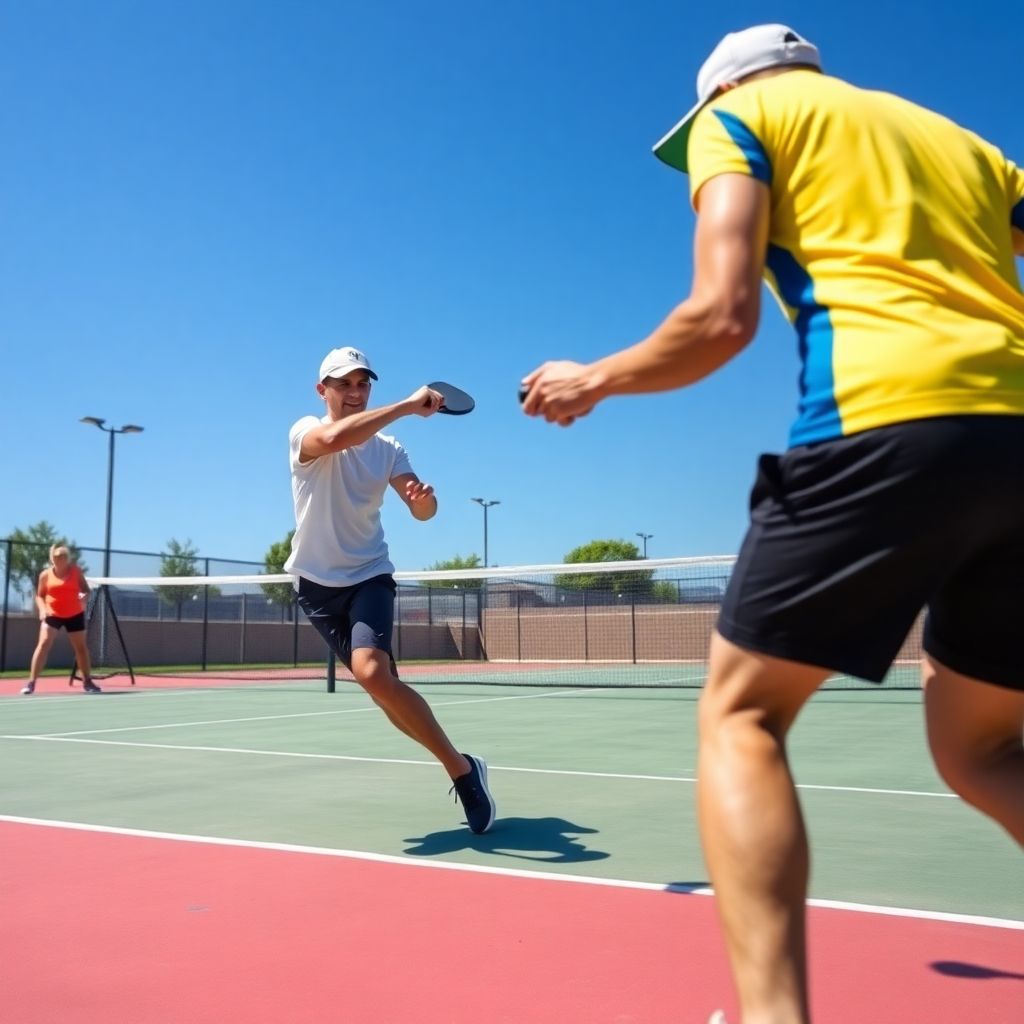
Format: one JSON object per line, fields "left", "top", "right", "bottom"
{"left": 283, "top": 415, "right": 414, "bottom": 587}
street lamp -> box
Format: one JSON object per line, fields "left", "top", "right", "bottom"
{"left": 636, "top": 532, "right": 654, "bottom": 558}
{"left": 81, "top": 418, "right": 144, "bottom": 575}
{"left": 470, "top": 498, "right": 500, "bottom": 567}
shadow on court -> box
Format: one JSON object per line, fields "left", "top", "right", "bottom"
{"left": 931, "top": 960, "right": 1024, "bottom": 982}
{"left": 403, "top": 816, "right": 610, "bottom": 863}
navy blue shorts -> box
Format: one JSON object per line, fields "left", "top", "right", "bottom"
{"left": 296, "top": 574, "right": 396, "bottom": 670}
{"left": 44, "top": 613, "right": 86, "bottom": 633}
{"left": 718, "top": 415, "right": 1024, "bottom": 690}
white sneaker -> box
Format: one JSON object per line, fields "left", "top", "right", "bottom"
{"left": 21, "top": 681, "right": 35, "bottom": 695}
{"left": 708, "top": 1013, "right": 729, "bottom": 1024}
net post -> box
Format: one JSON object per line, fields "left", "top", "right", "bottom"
{"left": 292, "top": 597, "right": 299, "bottom": 666}
{"left": 105, "top": 587, "right": 136, "bottom": 685}
{"left": 201, "top": 558, "right": 210, "bottom": 671}
{"left": 326, "top": 650, "right": 336, "bottom": 693}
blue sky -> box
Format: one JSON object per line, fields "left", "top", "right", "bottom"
{"left": 2, "top": 1, "right": 1021, "bottom": 574}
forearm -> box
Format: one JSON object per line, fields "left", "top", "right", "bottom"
{"left": 588, "top": 295, "right": 755, "bottom": 399}
{"left": 35, "top": 598, "right": 47, "bottom": 618}
{"left": 320, "top": 400, "right": 415, "bottom": 451}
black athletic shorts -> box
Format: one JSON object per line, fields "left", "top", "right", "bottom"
{"left": 44, "top": 612, "right": 86, "bottom": 633}
{"left": 718, "top": 415, "right": 1024, "bottom": 691}
{"left": 296, "top": 574, "right": 396, "bottom": 670}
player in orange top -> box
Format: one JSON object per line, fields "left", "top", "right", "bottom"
{"left": 22, "top": 545, "right": 101, "bottom": 695}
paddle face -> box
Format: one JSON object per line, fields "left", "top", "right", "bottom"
{"left": 428, "top": 381, "right": 475, "bottom": 415}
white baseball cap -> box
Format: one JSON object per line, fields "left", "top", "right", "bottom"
{"left": 652, "top": 24, "right": 821, "bottom": 174}
{"left": 318, "top": 346, "right": 378, "bottom": 381}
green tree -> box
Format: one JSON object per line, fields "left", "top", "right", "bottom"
{"left": 157, "top": 538, "right": 216, "bottom": 620}
{"left": 424, "top": 553, "right": 483, "bottom": 590}
{"left": 559, "top": 538, "right": 655, "bottom": 596}
{"left": 261, "top": 530, "right": 296, "bottom": 619}
{"left": 5, "top": 522, "right": 88, "bottom": 602}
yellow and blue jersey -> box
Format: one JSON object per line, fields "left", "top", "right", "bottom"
{"left": 688, "top": 71, "right": 1024, "bottom": 446}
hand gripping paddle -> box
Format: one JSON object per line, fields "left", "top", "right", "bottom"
{"left": 428, "top": 381, "right": 475, "bottom": 415}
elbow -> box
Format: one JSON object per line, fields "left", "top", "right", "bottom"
{"left": 704, "top": 300, "right": 759, "bottom": 354}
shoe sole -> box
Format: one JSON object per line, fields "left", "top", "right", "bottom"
{"left": 465, "top": 754, "right": 496, "bottom": 834}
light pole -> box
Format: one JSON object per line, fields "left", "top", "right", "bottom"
{"left": 636, "top": 532, "right": 654, "bottom": 558}
{"left": 470, "top": 498, "right": 500, "bottom": 567}
{"left": 81, "top": 418, "right": 144, "bottom": 575}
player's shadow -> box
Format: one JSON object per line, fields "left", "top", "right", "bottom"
{"left": 403, "top": 816, "right": 610, "bottom": 863}
{"left": 931, "top": 960, "right": 1024, "bottom": 982}
{"left": 664, "top": 880, "right": 713, "bottom": 893}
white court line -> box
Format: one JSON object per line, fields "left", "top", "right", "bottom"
{"left": 1, "top": 814, "right": 1019, "bottom": 931}
{"left": 2, "top": 687, "right": 587, "bottom": 738}
{"left": 0, "top": 734, "right": 957, "bottom": 797}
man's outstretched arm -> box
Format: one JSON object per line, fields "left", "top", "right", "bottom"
{"left": 521, "top": 172, "right": 770, "bottom": 424}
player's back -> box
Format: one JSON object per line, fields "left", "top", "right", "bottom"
{"left": 690, "top": 71, "right": 1024, "bottom": 444}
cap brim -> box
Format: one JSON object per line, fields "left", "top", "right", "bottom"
{"left": 652, "top": 97, "right": 707, "bottom": 173}
{"left": 324, "top": 365, "right": 378, "bottom": 381}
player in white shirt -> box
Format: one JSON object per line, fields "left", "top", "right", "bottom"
{"left": 285, "top": 347, "right": 495, "bottom": 834}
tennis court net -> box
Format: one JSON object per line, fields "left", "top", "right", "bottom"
{"left": 83, "top": 557, "right": 922, "bottom": 690}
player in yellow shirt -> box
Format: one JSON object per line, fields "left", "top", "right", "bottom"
{"left": 521, "top": 23, "right": 1024, "bottom": 1024}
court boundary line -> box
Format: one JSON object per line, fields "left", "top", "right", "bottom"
{"left": 2, "top": 814, "right": 1019, "bottom": 931}
{"left": 0, "top": 686, "right": 589, "bottom": 727}
{"left": 0, "top": 734, "right": 957, "bottom": 797}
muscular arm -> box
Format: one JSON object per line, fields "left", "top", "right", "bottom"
{"left": 299, "top": 397, "right": 425, "bottom": 462}
{"left": 391, "top": 472, "right": 438, "bottom": 522}
{"left": 521, "top": 173, "right": 770, "bottom": 421}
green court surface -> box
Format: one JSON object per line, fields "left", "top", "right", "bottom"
{"left": 1, "top": 680, "right": 1020, "bottom": 924}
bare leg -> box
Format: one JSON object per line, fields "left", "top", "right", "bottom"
{"left": 68, "top": 631, "right": 94, "bottom": 682}
{"left": 922, "top": 655, "right": 1024, "bottom": 847}
{"left": 350, "top": 648, "right": 470, "bottom": 780}
{"left": 698, "top": 632, "right": 829, "bottom": 1024}
{"left": 29, "top": 623, "right": 57, "bottom": 681}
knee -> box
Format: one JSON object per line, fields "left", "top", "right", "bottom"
{"left": 929, "top": 728, "right": 1022, "bottom": 798}
{"left": 351, "top": 653, "right": 396, "bottom": 697}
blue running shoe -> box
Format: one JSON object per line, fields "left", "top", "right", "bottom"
{"left": 451, "top": 754, "right": 496, "bottom": 834}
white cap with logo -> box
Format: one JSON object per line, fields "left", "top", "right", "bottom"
{"left": 318, "top": 346, "right": 378, "bottom": 382}
{"left": 652, "top": 24, "right": 821, "bottom": 174}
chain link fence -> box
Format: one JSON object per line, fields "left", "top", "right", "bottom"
{"left": 0, "top": 539, "right": 274, "bottom": 672}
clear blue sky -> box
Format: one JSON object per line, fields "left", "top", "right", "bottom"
{"left": 2, "top": 1, "right": 1021, "bottom": 573}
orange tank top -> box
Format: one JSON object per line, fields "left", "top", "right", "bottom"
{"left": 42, "top": 566, "right": 85, "bottom": 618}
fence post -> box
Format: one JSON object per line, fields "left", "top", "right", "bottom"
{"left": 631, "top": 598, "right": 637, "bottom": 665}
{"left": 240, "top": 591, "right": 247, "bottom": 665}
{"left": 0, "top": 539, "right": 11, "bottom": 672}
{"left": 293, "top": 593, "right": 299, "bottom": 666}
{"left": 583, "top": 590, "right": 589, "bottom": 662}
{"left": 516, "top": 588, "right": 522, "bottom": 661}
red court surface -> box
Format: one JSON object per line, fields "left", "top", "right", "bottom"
{"left": 2, "top": 820, "right": 1021, "bottom": 1023}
